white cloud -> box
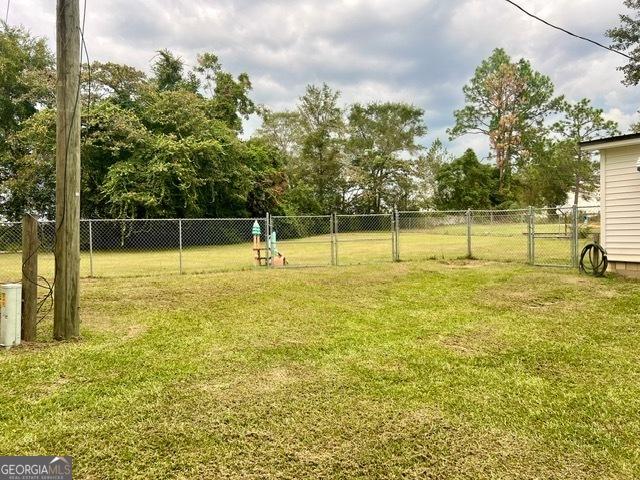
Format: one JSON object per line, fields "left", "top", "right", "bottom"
{"left": 604, "top": 107, "right": 639, "bottom": 132}
{"left": 6, "top": 0, "right": 639, "bottom": 152}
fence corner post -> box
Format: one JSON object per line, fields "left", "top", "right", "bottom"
{"left": 466, "top": 208, "right": 472, "bottom": 259}
{"left": 21, "top": 214, "right": 39, "bottom": 342}
{"left": 178, "top": 219, "right": 183, "bottom": 274}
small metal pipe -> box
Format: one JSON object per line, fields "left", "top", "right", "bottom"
{"left": 88, "top": 219, "right": 94, "bottom": 277}
{"left": 466, "top": 209, "right": 472, "bottom": 258}
{"left": 178, "top": 219, "right": 183, "bottom": 274}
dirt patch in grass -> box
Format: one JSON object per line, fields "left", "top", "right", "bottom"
{"left": 478, "top": 271, "right": 621, "bottom": 313}
{"left": 436, "top": 259, "right": 497, "bottom": 268}
{"left": 440, "top": 325, "right": 504, "bottom": 357}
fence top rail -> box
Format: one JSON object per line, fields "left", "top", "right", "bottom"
{"left": 179, "top": 217, "right": 265, "bottom": 222}
{"left": 78, "top": 217, "right": 265, "bottom": 222}
{"left": 336, "top": 213, "right": 393, "bottom": 217}
{"left": 471, "top": 209, "right": 529, "bottom": 214}
{"left": 272, "top": 215, "right": 331, "bottom": 219}
{"left": 398, "top": 210, "right": 468, "bottom": 214}
{"left": 534, "top": 205, "right": 600, "bottom": 211}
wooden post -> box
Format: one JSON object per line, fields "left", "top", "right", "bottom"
{"left": 21, "top": 215, "right": 38, "bottom": 342}
{"left": 54, "top": 0, "right": 81, "bottom": 340}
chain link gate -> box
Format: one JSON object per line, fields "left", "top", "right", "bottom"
{"left": 530, "top": 206, "right": 577, "bottom": 267}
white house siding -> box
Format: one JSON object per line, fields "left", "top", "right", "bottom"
{"left": 602, "top": 145, "right": 640, "bottom": 263}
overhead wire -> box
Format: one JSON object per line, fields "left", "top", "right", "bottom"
{"left": 503, "top": 0, "right": 633, "bottom": 60}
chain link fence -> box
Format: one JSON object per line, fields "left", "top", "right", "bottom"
{"left": 470, "top": 209, "right": 530, "bottom": 263}
{"left": 0, "top": 222, "right": 22, "bottom": 284}
{"left": 270, "top": 215, "right": 333, "bottom": 268}
{"left": 0, "top": 206, "right": 600, "bottom": 282}
{"left": 335, "top": 214, "right": 395, "bottom": 265}
{"left": 398, "top": 210, "right": 471, "bottom": 261}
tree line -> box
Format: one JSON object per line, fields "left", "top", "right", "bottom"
{"left": 2, "top": 3, "right": 639, "bottom": 221}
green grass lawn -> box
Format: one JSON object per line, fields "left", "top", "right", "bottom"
{"left": 0, "top": 261, "right": 638, "bottom": 478}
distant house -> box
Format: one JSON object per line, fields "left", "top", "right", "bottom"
{"left": 581, "top": 134, "right": 640, "bottom": 278}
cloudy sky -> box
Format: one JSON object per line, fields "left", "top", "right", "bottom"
{"left": 8, "top": 0, "right": 640, "bottom": 156}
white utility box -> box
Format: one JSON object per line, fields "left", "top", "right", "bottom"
{"left": 0, "top": 283, "right": 22, "bottom": 348}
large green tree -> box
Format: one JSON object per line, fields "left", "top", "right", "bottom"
{"left": 3, "top": 41, "right": 275, "bottom": 220}
{"left": 449, "top": 48, "right": 562, "bottom": 194}
{"left": 434, "top": 149, "right": 497, "bottom": 210}
{"left": 553, "top": 99, "right": 620, "bottom": 204}
{"left": 152, "top": 49, "right": 199, "bottom": 93}
{"left": 97, "top": 85, "right": 258, "bottom": 218}
{"left": 294, "top": 83, "right": 346, "bottom": 214}
{"left": 2, "top": 109, "right": 56, "bottom": 219}
{"left": 414, "top": 139, "right": 450, "bottom": 209}
{"left": 194, "top": 53, "right": 255, "bottom": 133}
{"left": 516, "top": 138, "right": 576, "bottom": 207}
{"left": 346, "top": 102, "right": 426, "bottom": 212}
{"left": 255, "top": 110, "right": 302, "bottom": 159}
{"left": 607, "top": 0, "right": 640, "bottom": 86}
{"left": 84, "top": 61, "right": 147, "bottom": 107}
{"left": 0, "top": 24, "right": 54, "bottom": 219}
{"left": 243, "top": 138, "right": 288, "bottom": 217}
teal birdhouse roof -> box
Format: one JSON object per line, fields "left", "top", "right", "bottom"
{"left": 252, "top": 220, "right": 261, "bottom": 235}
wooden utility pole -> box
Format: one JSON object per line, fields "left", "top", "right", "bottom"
{"left": 21, "top": 214, "right": 38, "bottom": 342}
{"left": 54, "top": 0, "right": 81, "bottom": 340}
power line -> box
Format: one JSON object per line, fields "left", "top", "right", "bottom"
{"left": 503, "top": 0, "right": 633, "bottom": 60}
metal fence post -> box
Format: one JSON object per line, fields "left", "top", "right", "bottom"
{"left": 466, "top": 208, "right": 472, "bottom": 258}
{"left": 526, "top": 207, "right": 532, "bottom": 265}
{"left": 572, "top": 204, "right": 579, "bottom": 268}
{"left": 330, "top": 213, "right": 336, "bottom": 266}
{"left": 529, "top": 206, "right": 536, "bottom": 265}
{"left": 178, "top": 219, "right": 183, "bottom": 274}
{"left": 334, "top": 213, "right": 339, "bottom": 266}
{"left": 390, "top": 210, "right": 396, "bottom": 262}
{"left": 88, "top": 219, "right": 94, "bottom": 277}
{"left": 266, "top": 212, "right": 271, "bottom": 268}
{"left": 394, "top": 207, "right": 400, "bottom": 262}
